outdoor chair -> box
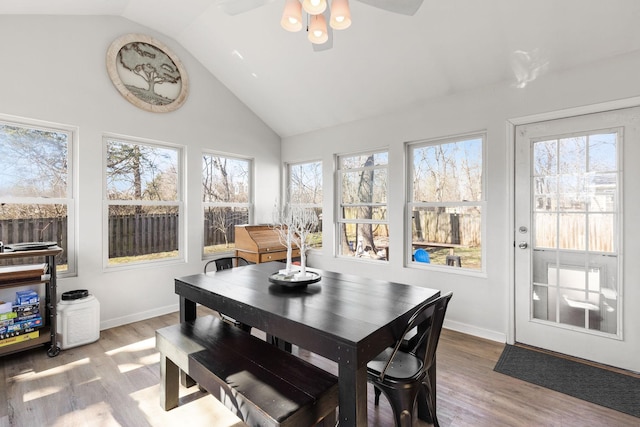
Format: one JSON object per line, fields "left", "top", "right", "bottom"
{"left": 446, "top": 254, "right": 462, "bottom": 267}
{"left": 368, "top": 292, "right": 453, "bottom": 427}
{"left": 204, "top": 256, "right": 251, "bottom": 332}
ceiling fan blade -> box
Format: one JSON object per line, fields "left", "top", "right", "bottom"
{"left": 216, "top": 0, "right": 274, "bottom": 16}
{"left": 356, "top": 0, "right": 424, "bottom": 16}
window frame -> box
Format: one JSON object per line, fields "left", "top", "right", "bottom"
{"left": 202, "top": 150, "right": 253, "bottom": 259}
{"left": 0, "top": 114, "right": 77, "bottom": 277}
{"left": 407, "top": 132, "right": 486, "bottom": 273}
{"left": 103, "top": 134, "right": 184, "bottom": 269}
{"left": 286, "top": 160, "right": 323, "bottom": 250}
{"left": 336, "top": 149, "right": 389, "bottom": 262}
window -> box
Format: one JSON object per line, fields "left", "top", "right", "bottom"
{"left": 408, "top": 133, "right": 484, "bottom": 270}
{"left": 105, "top": 136, "right": 182, "bottom": 266}
{"left": 337, "top": 150, "right": 388, "bottom": 261}
{"left": 0, "top": 118, "right": 75, "bottom": 275}
{"left": 288, "top": 161, "right": 323, "bottom": 249}
{"left": 202, "top": 153, "right": 252, "bottom": 256}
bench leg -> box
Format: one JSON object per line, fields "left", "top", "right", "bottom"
{"left": 160, "top": 354, "right": 180, "bottom": 410}
{"left": 180, "top": 370, "right": 196, "bottom": 388}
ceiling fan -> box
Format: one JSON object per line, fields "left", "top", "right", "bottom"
{"left": 215, "top": 0, "right": 424, "bottom": 51}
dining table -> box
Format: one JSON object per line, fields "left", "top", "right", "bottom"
{"left": 175, "top": 262, "right": 440, "bottom": 427}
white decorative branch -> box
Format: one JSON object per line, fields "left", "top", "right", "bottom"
{"left": 272, "top": 201, "right": 318, "bottom": 278}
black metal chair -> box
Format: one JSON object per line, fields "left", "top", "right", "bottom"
{"left": 204, "top": 256, "right": 250, "bottom": 273}
{"left": 367, "top": 292, "right": 453, "bottom": 427}
{"left": 203, "top": 256, "right": 251, "bottom": 332}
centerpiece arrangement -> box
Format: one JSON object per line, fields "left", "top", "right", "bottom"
{"left": 269, "top": 202, "right": 320, "bottom": 287}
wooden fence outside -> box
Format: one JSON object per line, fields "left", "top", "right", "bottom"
{"left": 413, "top": 211, "right": 481, "bottom": 247}
{"left": 534, "top": 214, "right": 614, "bottom": 252}
{"left": 1, "top": 212, "right": 252, "bottom": 262}
{"left": 2, "top": 212, "right": 612, "bottom": 264}
{"left": 203, "top": 210, "right": 249, "bottom": 248}
{"left": 0, "top": 217, "right": 68, "bottom": 265}
{"left": 108, "top": 213, "right": 180, "bottom": 258}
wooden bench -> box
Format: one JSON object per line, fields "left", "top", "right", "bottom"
{"left": 155, "top": 315, "right": 338, "bottom": 427}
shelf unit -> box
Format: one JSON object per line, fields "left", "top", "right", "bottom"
{"left": 0, "top": 246, "right": 63, "bottom": 357}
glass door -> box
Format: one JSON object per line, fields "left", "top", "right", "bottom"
{"left": 515, "top": 107, "right": 640, "bottom": 373}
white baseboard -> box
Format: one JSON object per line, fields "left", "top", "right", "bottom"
{"left": 99, "top": 303, "right": 179, "bottom": 331}
{"left": 444, "top": 319, "right": 506, "bottom": 343}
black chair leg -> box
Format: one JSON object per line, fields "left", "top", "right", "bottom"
{"left": 376, "top": 385, "right": 419, "bottom": 427}
{"left": 268, "top": 334, "right": 293, "bottom": 352}
{"left": 374, "top": 386, "right": 381, "bottom": 405}
{"left": 420, "top": 379, "right": 439, "bottom": 427}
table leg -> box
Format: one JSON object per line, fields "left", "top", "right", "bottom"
{"left": 179, "top": 296, "right": 197, "bottom": 387}
{"left": 180, "top": 296, "right": 196, "bottom": 322}
{"left": 337, "top": 361, "right": 368, "bottom": 427}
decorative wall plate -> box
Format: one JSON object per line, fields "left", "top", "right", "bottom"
{"left": 106, "top": 33, "right": 189, "bottom": 113}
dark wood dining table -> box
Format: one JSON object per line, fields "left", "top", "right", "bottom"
{"left": 175, "top": 262, "right": 440, "bottom": 427}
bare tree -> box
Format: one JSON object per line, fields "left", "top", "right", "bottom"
{"left": 202, "top": 155, "right": 250, "bottom": 249}
{"left": 533, "top": 140, "right": 556, "bottom": 210}
{"left": 203, "top": 156, "right": 233, "bottom": 202}
{"left": 411, "top": 139, "right": 482, "bottom": 244}
{"left": 145, "top": 165, "right": 178, "bottom": 202}
{"left": 356, "top": 155, "right": 377, "bottom": 256}
{"left": 290, "top": 161, "right": 322, "bottom": 204}
{"left": 0, "top": 125, "right": 67, "bottom": 202}
{"left": 0, "top": 124, "right": 69, "bottom": 246}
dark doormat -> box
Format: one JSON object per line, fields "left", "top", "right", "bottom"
{"left": 494, "top": 344, "right": 640, "bottom": 418}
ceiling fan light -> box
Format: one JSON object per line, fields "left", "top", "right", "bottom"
{"left": 302, "top": 0, "right": 327, "bottom": 15}
{"left": 281, "top": 0, "right": 303, "bottom": 32}
{"left": 330, "top": 0, "right": 351, "bottom": 30}
{"left": 308, "top": 13, "right": 329, "bottom": 44}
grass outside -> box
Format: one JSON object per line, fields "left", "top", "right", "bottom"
{"left": 109, "top": 245, "right": 238, "bottom": 265}
{"left": 204, "top": 244, "right": 236, "bottom": 255}
{"left": 426, "top": 246, "right": 481, "bottom": 270}
{"left": 108, "top": 250, "right": 179, "bottom": 265}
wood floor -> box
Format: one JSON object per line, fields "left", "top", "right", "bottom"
{"left": 1, "top": 307, "right": 638, "bottom": 427}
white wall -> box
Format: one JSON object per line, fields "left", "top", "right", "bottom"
{"left": 3, "top": 14, "right": 640, "bottom": 343}
{"left": 0, "top": 16, "right": 281, "bottom": 329}
{"left": 281, "top": 50, "right": 640, "bottom": 342}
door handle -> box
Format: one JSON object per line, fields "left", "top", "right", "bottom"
{"left": 518, "top": 242, "right": 528, "bottom": 249}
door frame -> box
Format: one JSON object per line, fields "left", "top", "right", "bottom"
{"left": 506, "top": 96, "right": 640, "bottom": 346}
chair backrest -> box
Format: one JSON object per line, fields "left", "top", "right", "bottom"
{"left": 378, "top": 292, "right": 453, "bottom": 380}
{"left": 414, "top": 248, "right": 430, "bottom": 263}
{"left": 204, "top": 256, "right": 249, "bottom": 273}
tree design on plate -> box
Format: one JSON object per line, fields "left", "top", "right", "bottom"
{"left": 118, "top": 42, "right": 181, "bottom": 106}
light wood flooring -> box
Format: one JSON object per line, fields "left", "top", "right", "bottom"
{"left": 1, "top": 307, "right": 638, "bottom": 427}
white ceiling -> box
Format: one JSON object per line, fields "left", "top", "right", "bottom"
{"left": 3, "top": 0, "right": 640, "bottom": 137}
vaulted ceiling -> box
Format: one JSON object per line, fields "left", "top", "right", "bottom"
{"left": 3, "top": 0, "right": 640, "bottom": 137}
